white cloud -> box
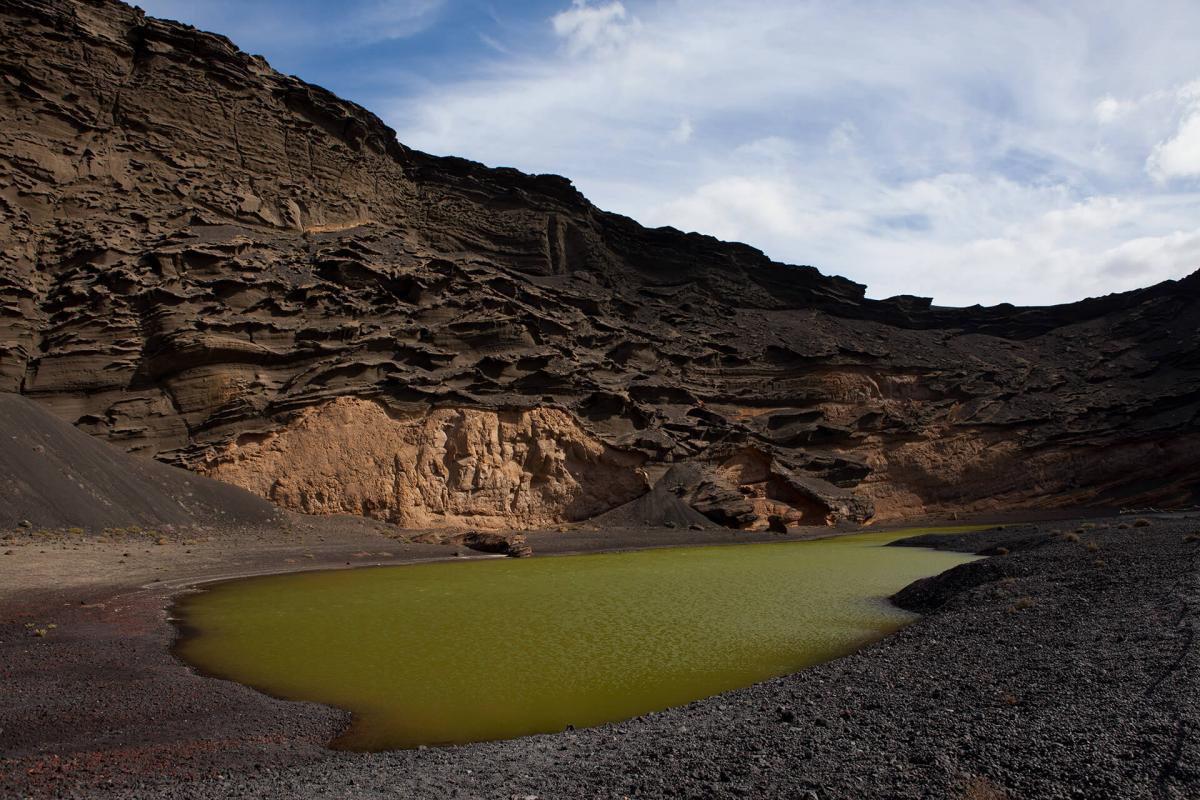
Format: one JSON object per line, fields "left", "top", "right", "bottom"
{"left": 138, "top": 0, "right": 444, "bottom": 47}
{"left": 349, "top": 0, "right": 444, "bottom": 43}
{"left": 1100, "top": 228, "right": 1200, "bottom": 280}
{"left": 1094, "top": 95, "right": 1132, "bottom": 123}
{"left": 669, "top": 117, "right": 694, "bottom": 144}
{"left": 383, "top": 0, "right": 1200, "bottom": 305}
{"left": 1148, "top": 93, "right": 1200, "bottom": 181}
{"left": 654, "top": 177, "right": 863, "bottom": 243}
{"left": 552, "top": 1, "right": 639, "bottom": 57}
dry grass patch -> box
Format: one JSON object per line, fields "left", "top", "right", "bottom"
{"left": 1133, "top": 518, "right": 1152, "bottom": 528}
{"left": 1063, "top": 532, "right": 1080, "bottom": 542}
{"left": 962, "top": 776, "right": 1009, "bottom": 800}
{"left": 1008, "top": 596, "right": 1036, "bottom": 613}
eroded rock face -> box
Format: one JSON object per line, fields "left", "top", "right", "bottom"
{"left": 194, "top": 398, "right": 648, "bottom": 529}
{"left": 664, "top": 449, "right": 869, "bottom": 530}
{"left": 1, "top": 0, "right": 1198, "bottom": 529}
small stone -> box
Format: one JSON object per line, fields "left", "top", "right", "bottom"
{"left": 18, "top": 519, "right": 32, "bottom": 528}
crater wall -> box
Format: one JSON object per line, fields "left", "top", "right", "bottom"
{"left": 1, "top": 0, "right": 1198, "bottom": 530}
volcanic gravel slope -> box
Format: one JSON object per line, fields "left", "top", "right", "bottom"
{"left": 1, "top": 518, "right": 1198, "bottom": 799}
{"left": 1, "top": 0, "right": 1199, "bottom": 532}
{"left": 0, "top": 392, "right": 279, "bottom": 528}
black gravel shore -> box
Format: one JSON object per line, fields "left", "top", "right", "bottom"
{"left": 3, "top": 515, "right": 1199, "bottom": 799}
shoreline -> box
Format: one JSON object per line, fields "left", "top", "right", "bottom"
{"left": 2, "top": 511, "right": 1197, "bottom": 798}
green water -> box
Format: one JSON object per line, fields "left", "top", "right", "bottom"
{"left": 174, "top": 528, "right": 980, "bottom": 751}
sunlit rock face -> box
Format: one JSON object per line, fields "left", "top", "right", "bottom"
{"left": 195, "top": 398, "right": 648, "bottom": 530}
{"left": 2, "top": 0, "right": 1199, "bottom": 529}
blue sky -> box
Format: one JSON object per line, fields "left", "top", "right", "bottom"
{"left": 136, "top": 0, "right": 1200, "bottom": 306}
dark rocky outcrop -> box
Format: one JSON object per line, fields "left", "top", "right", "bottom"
{"left": 890, "top": 560, "right": 1015, "bottom": 613}
{"left": 454, "top": 530, "right": 532, "bottom": 558}
{"left": 890, "top": 525, "right": 1056, "bottom": 555}
{"left": 2, "top": 0, "right": 1199, "bottom": 530}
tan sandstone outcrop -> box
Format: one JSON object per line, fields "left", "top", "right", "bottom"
{"left": 194, "top": 398, "right": 648, "bottom": 529}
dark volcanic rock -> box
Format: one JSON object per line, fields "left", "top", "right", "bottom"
{"left": 889, "top": 524, "right": 1056, "bottom": 554}
{"left": 455, "top": 530, "right": 530, "bottom": 557}
{"left": 1, "top": 0, "right": 1199, "bottom": 529}
{"left": 891, "top": 559, "right": 1015, "bottom": 613}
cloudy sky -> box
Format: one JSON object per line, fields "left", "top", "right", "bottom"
{"left": 137, "top": 0, "right": 1200, "bottom": 307}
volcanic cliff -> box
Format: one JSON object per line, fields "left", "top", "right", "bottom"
{"left": 2, "top": 0, "right": 1199, "bottom": 531}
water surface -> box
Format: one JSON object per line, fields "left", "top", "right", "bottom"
{"left": 175, "top": 528, "right": 980, "bottom": 750}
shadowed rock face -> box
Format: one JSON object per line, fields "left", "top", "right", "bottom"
{"left": 1, "top": 0, "right": 1199, "bottom": 529}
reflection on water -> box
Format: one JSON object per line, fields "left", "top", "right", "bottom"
{"left": 175, "top": 527, "right": 980, "bottom": 750}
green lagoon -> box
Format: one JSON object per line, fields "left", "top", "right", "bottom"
{"left": 174, "top": 528, "right": 980, "bottom": 750}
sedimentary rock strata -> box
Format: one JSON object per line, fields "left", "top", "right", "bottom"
{"left": 1, "top": 0, "right": 1198, "bottom": 528}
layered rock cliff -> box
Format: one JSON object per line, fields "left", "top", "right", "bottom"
{"left": 2, "top": 0, "right": 1198, "bottom": 530}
